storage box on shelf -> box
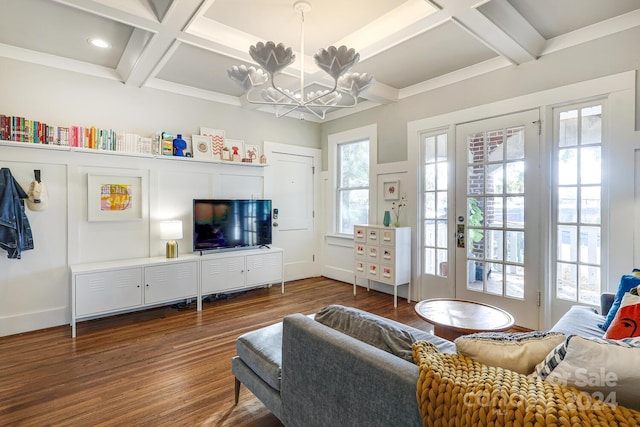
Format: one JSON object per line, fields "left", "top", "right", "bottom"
{"left": 70, "top": 247, "right": 284, "bottom": 337}
{"left": 353, "top": 225, "right": 411, "bottom": 308}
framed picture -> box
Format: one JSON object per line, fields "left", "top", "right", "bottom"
{"left": 224, "top": 138, "right": 244, "bottom": 161}
{"left": 383, "top": 180, "right": 400, "bottom": 200}
{"left": 244, "top": 144, "right": 260, "bottom": 161}
{"left": 191, "top": 135, "right": 212, "bottom": 159}
{"left": 200, "top": 127, "right": 225, "bottom": 156}
{"left": 87, "top": 174, "right": 143, "bottom": 222}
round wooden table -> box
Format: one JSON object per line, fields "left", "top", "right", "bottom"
{"left": 414, "top": 298, "right": 515, "bottom": 341}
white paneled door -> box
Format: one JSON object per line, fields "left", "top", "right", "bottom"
{"left": 455, "top": 110, "right": 541, "bottom": 329}
{"left": 264, "top": 142, "right": 320, "bottom": 281}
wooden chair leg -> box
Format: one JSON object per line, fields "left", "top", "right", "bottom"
{"left": 234, "top": 377, "right": 241, "bottom": 405}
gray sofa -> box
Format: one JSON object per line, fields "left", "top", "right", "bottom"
{"left": 231, "top": 293, "right": 615, "bottom": 427}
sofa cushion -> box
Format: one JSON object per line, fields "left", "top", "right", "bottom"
{"left": 600, "top": 274, "right": 640, "bottom": 331}
{"left": 534, "top": 335, "right": 640, "bottom": 411}
{"left": 235, "top": 321, "right": 283, "bottom": 391}
{"left": 454, "top": 330, "right": 565, "bottom": 374}
{"left": 604, "top": 291, "right": 640, "bottom": 339}
{"left": 413, "top": 340, "right": 640, "bottom": 425}
{"left": 549, "top": 305, "right": 605, "bottom": 338}
{"left": 314, "top": 304, "right": 453, "bottom": 362}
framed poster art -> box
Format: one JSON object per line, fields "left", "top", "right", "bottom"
{"left": 87, "top": 174, "right": 143, "bottom": 222}
{"left": 383, "top": 180, "right": 400, "bottom": 200}
{"left": 200, "top": 127, "right": 225, "bottom": 156}
{"left": 191, "top": 135, "right": 212, "bottom": 159}
{"left": 224, "top": 138, "right": 244, "bottom": 161}
{"left": 244, "top": 144, "right": 260, "bottom": 161}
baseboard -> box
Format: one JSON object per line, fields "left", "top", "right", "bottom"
{"left": 0, "top": 306, "right": 68, "bottom": 337}
{"left": 321, "top": 265, "right": 354, "bottom": 284}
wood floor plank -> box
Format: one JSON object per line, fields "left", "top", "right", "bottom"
{"left": 0, "top": 277, "right": 524, "bottom": 426}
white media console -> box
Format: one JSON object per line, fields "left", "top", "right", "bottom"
{"left": 70, "top": 247, "right": 283, "bottom": 337}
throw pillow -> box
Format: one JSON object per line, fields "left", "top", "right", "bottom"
{"left": 599, "top": 274, "right": 640, "bottom": 331}
{"left": 314, "top": 304, "right": 429, "bottom": 362}
{"left": 454, "top": 331, "right": 565, "bottom": 374}
{"left": 534, "top": 335, "right": 640, "bottom": 411}
{"left": 604, "top": 292, "right": 640, "bottom": 339}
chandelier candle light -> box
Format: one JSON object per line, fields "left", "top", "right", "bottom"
{"left": 227, "top": 0, "right": 374, "bottom": 120}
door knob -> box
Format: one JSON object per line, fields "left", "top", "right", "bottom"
{"left": 273, "top": 222, "right": 278, "bottom": 227}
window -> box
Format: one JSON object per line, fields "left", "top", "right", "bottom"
{"left": 554, "top": 103, "right": 603, "bottom": 305}
{"left": 422, "top": 131, "right": 449, "bottom": 276}
{"left": 337, "top": 139, "right": 369, "bottom": 234}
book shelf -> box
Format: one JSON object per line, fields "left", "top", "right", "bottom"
{"left": 0, "top": 140, "right": 269, "bottom": 167}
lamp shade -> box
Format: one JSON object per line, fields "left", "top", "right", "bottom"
{"left": 160, "top": 220, "right": 183, "bottom": 240}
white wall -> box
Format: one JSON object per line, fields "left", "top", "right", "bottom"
{"left": 0, "top": 57, "right": 320, "bottom": 337}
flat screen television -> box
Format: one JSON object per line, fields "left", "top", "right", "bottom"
{"left": 193, "top": 199, "right": 272, "bottom": 252}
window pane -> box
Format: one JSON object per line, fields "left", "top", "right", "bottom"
{"left": 436, "top": 134, "right": 447, "bottom": 161}
{"left": 424, "top": 220, "right": 435, "bottom": 246}
{"left": 487, "top": 230, "right": 503, "bottom": 261}
{"left": 424, "top": 135, "right": 436, "bottom": 163}
{"left": 506, "top": 231, "right": 524, "bottom": 264}
{"left": 580, "top": 186, "right": 600, "bottom": 224}
{"left": 468, "top": 165, "right": 485, "bottom": 195}
{"left": 436, "top": 220, "right": 448, "bottom": 247}
{"left": 579, "top": 265, "right": 600, "bottom": 305}
{"left": 557, "top": 225, "right": 577, "bottom": 262}
{"left": 557, "top": 262, "right": 577, "bottom": 301}
{"left": 339, "top": 141, "right": 369, "bottom": 187}
{"left": 424, "top": 164, "right": 435, "bottom": 191}
{"left": 436, "top": 162, "right": 448, "bottom": 190}
{"left": 559, "top": 110, "right": 578, "bottom": 147}
{"left": 505, "top": 264, "right": 525, "bottom": 299}
{"left": 436, "top": 191, "right": 447, "bottom": 219}
{"left": 424, "top": 248, "right": 435, "bottom": 275}
{"left": 558, "top": 187, "right": 577, "bottom": 223}
{"left": 579, "top": 226, "right": 600, "bottom": 265}
{"left": 338, "top": 189, "right": 368, "bottom": 234}
{"left": 468, "top": 132, "right": 484, "bottom": 164}
{"left": 487, "top": 129, "right": 505, "bottom": 162}
{"left": 424, "top": 192, "right": 435, "bottom": 219}
{"left": 486, "top": 163, "right": 503, "bottom": 195}
{"left": 505, "top": 127, "right": 525, "bottom": 160}
{"left": 437, "top": 250, "right": 448, "bottom": 277}
{"left": 506, "top": 161, "right": 524, "bottom": 194}
{"left": 486, "top": 196, "right": 503, "bottom": 227}
{"left": 580, "top": 146, "right": 601, "bottom": 184}
{"left": 558, "top": 148, "right": 577, "bottom": 185}
{"left": 506, "top": 196, "right": 524, "bottom": 229}
{"left": 581, "top": 106, "right": 602, "bottom": 145}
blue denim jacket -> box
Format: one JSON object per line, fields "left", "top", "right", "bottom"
{"left": 0, "top": 168, "right": 34, "bottom": 259}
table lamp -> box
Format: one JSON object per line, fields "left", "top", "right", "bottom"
{"left": 160, "top": 220, "right": 183, "bottom": 258}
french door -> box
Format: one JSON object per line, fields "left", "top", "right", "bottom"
{"left": 454, "top": 110, "right": 541, "bottom": 329}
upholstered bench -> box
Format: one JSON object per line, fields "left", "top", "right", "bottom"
{"left": 232, "top": 320, "right": 286, "bottom": 420}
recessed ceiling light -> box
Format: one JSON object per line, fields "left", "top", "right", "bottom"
{"left": 88, "top": 38, "right": 111, "bottom": 49}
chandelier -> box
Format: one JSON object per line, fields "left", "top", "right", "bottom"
{"left": 227, "top": 0, "right": 374, "bottom": 120}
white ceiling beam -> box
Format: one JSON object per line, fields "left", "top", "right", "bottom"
{"left": 52, "top": 0, "right": 161, "bottom": 32}
{"left": 0, "top": 43, "right": 120, "bottom": 81}
{"left": 124, "top": 0, "right": 207, "bottom": 88}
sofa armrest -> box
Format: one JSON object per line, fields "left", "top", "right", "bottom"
{"left": 281, "top": 314, "right": 421, "bottom": 427}
{"left": 601, "top": 292, "right": 615, "bottom": 316}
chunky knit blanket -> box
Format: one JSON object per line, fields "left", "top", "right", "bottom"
{"left": 413, "top": 340, "right": 640, "bottom": 426}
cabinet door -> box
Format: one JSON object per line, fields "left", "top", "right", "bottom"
{"left": 246, "top": 252, "right": 283, "bottom": 286}
{"left": 144, "top": 262, "right": 197, "bottom": 305}
{"left": 201, "top": 255, "right": 246, "bottom": 294}
{"left": 75, "top": 268, "right": 143, "bottom": 317}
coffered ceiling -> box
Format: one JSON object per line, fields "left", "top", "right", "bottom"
{"left": 1, "top": 0, "right": 639, "bottom": 121}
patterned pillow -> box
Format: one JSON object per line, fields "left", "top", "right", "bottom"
{"left": 604, "top": 291, "right": 640, "bottom": 339}
{"left": 454, "top": 331, "right": 565, "bottom": 374}
{"left": 599, "top": 274, "right": 640, "bottom": 331}
{"left": 534, "top": 335, "right": 640, "bottom": 411}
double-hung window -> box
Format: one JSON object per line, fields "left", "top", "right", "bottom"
{"left": 337, "top": 139, "right": 369, "bottom": 234}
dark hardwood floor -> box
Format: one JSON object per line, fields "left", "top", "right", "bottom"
{"left": 1, "top": 277, "right": 439, "bottom": 427}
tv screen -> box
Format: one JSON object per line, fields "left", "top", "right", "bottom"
{"left": 193, "top": 199, "right": 272, "bottom": 252}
